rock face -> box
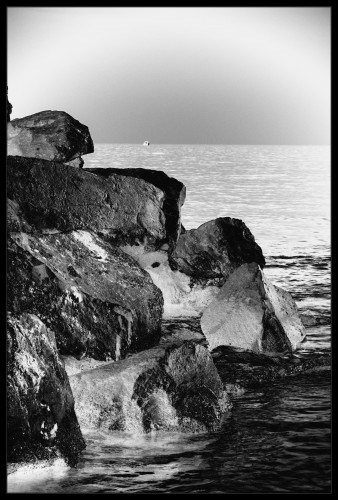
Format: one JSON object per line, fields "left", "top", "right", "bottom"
{"left": 7, "top": 110, "right": 94, "bottom": 166}
{"left": 136, "top": 218, "right": 266, "bottom": 318}
{"left": 7, "top": 156, "right": 168, "bottom": 249}
{"left": 7, "top": 313, "right": 86, "bottom": 466}
{"left": 65, "top": 332, "right": 231, "bottom": 434}
{"left": 7, "top": 88, "right": 12, "bottom": 122}
{"left": 84, "top": 167, "right": 186, "bottom": 253}
{"left": 201, "top": 262, "right": 306, "bottom": 353}
{"left": 170, "top": 217, "right": 265, "bottom": 283}
{"left": 8, "top": 230, "right": 163, "bottom": 361}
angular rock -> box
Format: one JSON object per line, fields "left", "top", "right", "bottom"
{"left": 7, "top": 230, "right": 163, "bottom": 361}
{"left": 7, "top": 156, "right": 167, "bottom": 249}
{"left": 170, "top": 217, "right": 266, "bottom": 284}
{"left": 201, "top": 262, "right": 306, "bottom": 354}
{"left": 7, "top": 110, "right": 94, "bottom": 164}
{"left": 65, "top": 331, "right": 231, "bottom": 434}
{"left": 7, "top": 313, "right": 86, "bottom": 467}
{"left": 84, "top": 167, "right": 186, "bottom": 253}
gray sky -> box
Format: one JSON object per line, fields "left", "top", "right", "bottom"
{"left": 7, "top": 7, "right": 330, "bottom": 144}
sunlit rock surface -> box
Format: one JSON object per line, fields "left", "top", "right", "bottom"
{"left": 7, "top": 231, "right": 163, "bottom": 361}
{"left": 7, "top": 110, "right": 93, "bottom": 166}
{"left": 7, "top": 156, "right": 167, "bottom": 249}
{"left": 84, "top": 167, "right": 186, "bottom": 253}
{"left": 7, "top": 313, "right": 85, "bottom": 467}
{"left": 201, "top": 262, "right": 306, "bottom": 353}
{"left": 65, "top": 331, "right": 231, "bottom": 434}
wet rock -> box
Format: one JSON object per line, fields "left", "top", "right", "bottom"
{"left": 85, "top": 167, "right": 186, "bottom": 253}
{"left": 7, "top": 230, "right": 163, "bottom": 361}
{"left": 7, "top": 313, "right": 85, "bottom": 467}
{"left": 170, "top": 217, "right": 265, "bottom": 283}
{"left": 211, "top": 345, "right": 331, "bottom": 394}
{"left": 7, "top": 156, "right": 167, "bottom": 249}
{"left": 201, "top": 262, "right": 306, "bottom": 354}
{"left": 139, "top": 218, "right": 266, "bottom": 318}
{"left": 65, "top": 332, "right": 231, "bottom": 434}
{"left": 7, "top": 110, "right": 94, "bottom": 164}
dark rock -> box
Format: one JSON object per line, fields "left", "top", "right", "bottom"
{"left": 201, "top": 262, "right": 306, "bottom": 354}
{"left": 170, "top": 217, "right": 265, "bottom": 284}
{"left": 7, "top": 313, "right": 86, "bottom": 467}
{"left": 7, "top": 110, "right": 94, "bottom": 163}
{"left": 84, "top": 167, "right": 186, "bottom": 253}
{"left": 65, "top": 331, "right": 231, "bottom": 434}
{"left": 7, "top": 156, "right": 168, "bottom": 249}
{"left": 7, "top": 87, "right": 12, "bottom": 122}
{"left": 211, "top": 345, "right": 331, "bottom": 394}
{"left": 7, "top": 230, "right": 163, "bottom": 361}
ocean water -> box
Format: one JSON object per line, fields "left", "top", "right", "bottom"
{"left": 8, "top": 144, "right": 331, "bottom": 493}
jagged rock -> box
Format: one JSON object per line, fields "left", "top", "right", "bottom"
{"left": 134, "top": 217, "right": 266, "bottom": 318}
{"left": 201, "top": 262, "right": 306, "bottom": 353}
{"left": 7, "top": 313, "right": 86, "bottom": 467}
{"left": 211, "top": 345, "right": 331, "bottom": 394}
{"left": 7, "top": 156, "right": 168, "bottom": 249}
{"left": 7, "top": 92, "right": 12, "bottom": 122}
{"left": 170, "top": 217, "right": 265, "bottom": 283}
{"left": 84, "top": 167, "right": 186, "bottom": 253}
{"left": 7, "top": 230, "right": 163, "bottom": 361}
{"left": 65, "top": 331, "right": 231, "bottom": 434}
{"left": 7, "top": 110, "right": 94, "bottom": 164}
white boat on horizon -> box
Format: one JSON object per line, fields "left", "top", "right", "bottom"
{"left": 143, "top": 141, "right": 150, "bottom": 146}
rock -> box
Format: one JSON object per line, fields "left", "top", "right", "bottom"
{"left": 65, "top": 331, "right": 231, "bottom": 434}
{"left": 7, "top": 87, "right": 12, "bottom": 122}
{"left": 211, "top": 345, "right": 331, "bottom": 394}
{"left": 201, "top": 262, "right": 306, "bottom": 354}
{"left": 84, "top": 167, "right": 186, "bottom": 253}
{"left": 7, "top": 110, "right": 94, "bottom": 163}
{"left": 7, "top": 313, "right": 86, "bottom": 467}
{"left": 170, "top": 217, "right": 266, "bottom": 284}
{"left": 7, "top": 230, "right": 163, "bottom": 361}
{"left": 7, "top": 156, "right": 168, "bottom": 249}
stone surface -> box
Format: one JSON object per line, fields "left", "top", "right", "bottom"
{"left": 201, "top": 262, "right": 306, "bottom": 354}
{"left": 7, "top": 230, "right": 163, "bottom": 361}
{"left": 170, "top": 217, "right": 266, "bottom": 284}
{"left": 7, "top": 156, "right": 167, "bottom": 249}
{"left": 84, "top": 167, "right": 186, "bottom": 253}
{"left": 7, "top": 313, "right": 86, "bottom": 467}
{"left": 7, "top": 110, "right": 94, "bottom": 162}
{"left": 66, "top": 332, "right": 231, "bottom": 434}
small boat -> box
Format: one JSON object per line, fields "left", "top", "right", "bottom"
{"left": 143, "top": 141, "right": 150, "bottom": 146}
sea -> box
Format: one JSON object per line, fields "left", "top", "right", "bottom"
{"left": 7, "top": 144, "right": 331, "bottom": 493}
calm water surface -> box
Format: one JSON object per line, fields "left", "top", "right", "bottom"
{"left": 8, "top": 144, "right": 331, "bottom": 493}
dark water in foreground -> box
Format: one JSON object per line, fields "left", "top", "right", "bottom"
{"left": 8, "top": 369, "right": 331, "bottom": 493}
{"left": 7, "top": 145, "right": 331, "bottom": 493}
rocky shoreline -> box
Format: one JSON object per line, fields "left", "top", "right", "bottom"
{"left": 7, "top": 106, "right": 330, "bottom": 470}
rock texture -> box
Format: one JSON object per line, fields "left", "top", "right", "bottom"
{"left": 8, "top": 230, "right": 163, "bottom": 361}
{"left": 170, "top": 217, "right": 265, "bottom": 284}
{"left": 7, "top": 313, "right": 86, "bottom": 466}
{"left": 7, "top": 110, "right": 94, "bottom": 166}
{"left": 201, "top": 262, "right": 306, "bottom": 353}
{"left": 7, "top": 156, "right": 168, "bottom": 249}
{"left": 84, "top": 167, "right": 186, "bottom": 253}
{"left": 65, "top": 332, "right": 231, "bottom": 434}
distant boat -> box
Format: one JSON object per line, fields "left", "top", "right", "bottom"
{"left": 143, "top": 141, "right": 150, "bottom": 146}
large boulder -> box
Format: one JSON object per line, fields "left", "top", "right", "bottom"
{"left": 132, "top": 218, "right": 266, "bottom": 318}
{"left": 7, "top": 156, "right": 168, "bottom": 249}
{"left": 65, "top": 330, "right": 231, "bottom": 434}
{"left": 7, "top": 110, "right": 94, "bottom": 167}
{"left": 7, "top": 230, "right": 163, "bottom": 361}
{"left": 201, "top": 262, "right": 306, "bottom": 353}
{"left": 84, "top": 167, "right": 186, "bottom": 253}
{"left": 7, "top": 313, "right": 86, "bottom": 467}
{"left": 170, "top": 217, "right": 265, "bottom": 283}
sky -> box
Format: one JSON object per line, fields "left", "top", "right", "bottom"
{"left": 7, "top": 7, "right": 330, "bottom": 145}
